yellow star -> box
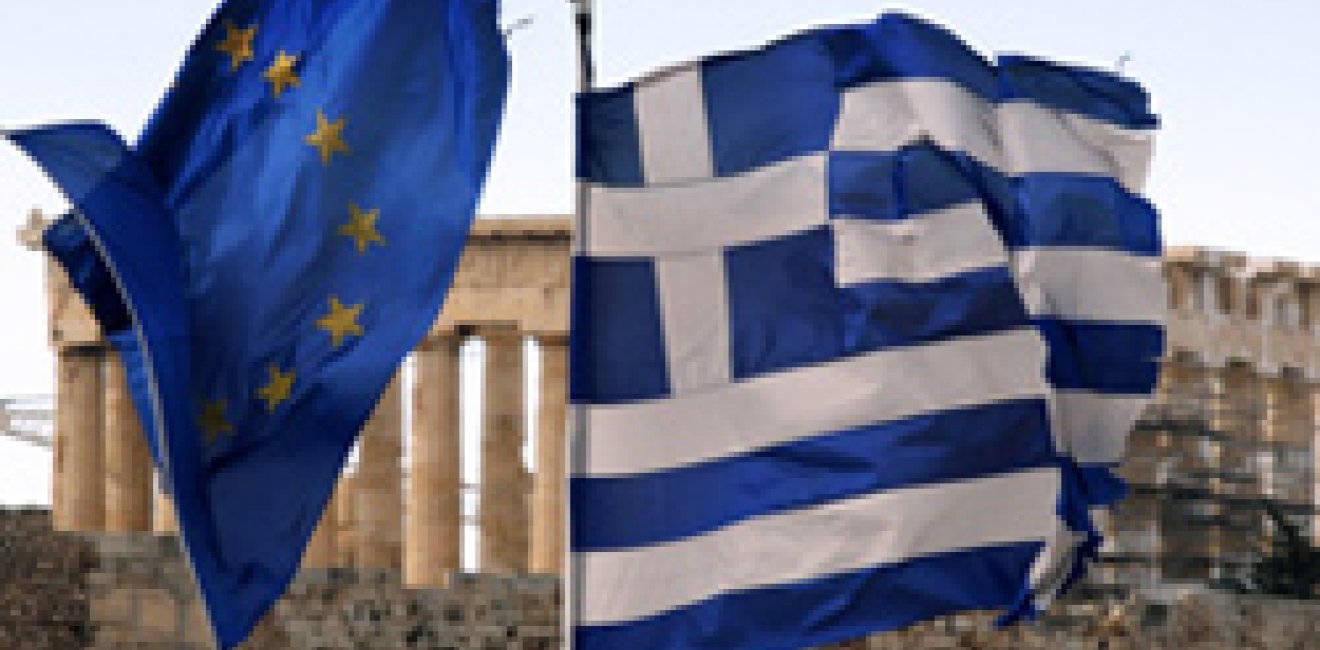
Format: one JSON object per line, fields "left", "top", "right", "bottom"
{"left": 216, "top": 21, "right": 258, "bottom": 71}
{"left": 316, "top": 296, "right": 364, "bottom": 348}
{"left": 304, "top": 109, "right": 350, "bottom": 166}
{"left": 197, "top": 398, "right": 234, "bottom": 446}
{"left": 263, "top": 50, "right": 301, "bottom": 99}
{"left": 338, "top": 203, "right": 387, "bottom": 254}
{"left": 256, "top": 364, "right": 296, "bottom": 412}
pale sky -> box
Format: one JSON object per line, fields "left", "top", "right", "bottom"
{"left": 2, "top": 1, "right": 1318, "bottom": 503}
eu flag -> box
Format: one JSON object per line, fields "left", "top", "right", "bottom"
{"left": 4, "top": 1, "right": 508, "bottom": 646}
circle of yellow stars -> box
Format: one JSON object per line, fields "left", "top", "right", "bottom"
{"left": 201, "top": 18, "right": 389, "bottom": 446}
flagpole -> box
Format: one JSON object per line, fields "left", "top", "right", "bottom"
{"left": 567, "top": 2, "right": 593, "bottom": 649}
{"left": 572, "top": 0, "right": 595, "bottom": 252}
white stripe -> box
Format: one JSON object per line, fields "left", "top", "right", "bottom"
{"left": 581, "top": 329, "right": 1048, "bottom": 477}
{"left": 635, "top": 64, "right": 714, "bottom": 183}
{"left": 833, "top": 80, "right": 1003, "bottom": 168}
{"left": 833, "top": 202, "right": 1009, "bottom": 285}
{"left": 1027, "top": 520, "right": 1086, "bottom": 611}
{"left": 656, "top": 253, "right": 732, "bottom": 395}
{"left": 578, "top": 469, "right": 1060, "bottom": 626}
{"left": 1013, "top": 248, "right": 1166, "bottom": 323}
{"left": 832, "top": 79, "right": 1152, "bottom": 193}
{"left": 1053, "top": 391, "right": 1152, "bottom": 464}
{"left": 587, "top": 154, "right": 828, "bottom": 256}
{"left": 999, "top": 101, "right": 1153, "bottom": 194}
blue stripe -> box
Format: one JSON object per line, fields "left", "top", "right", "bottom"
{"left": 573, "top": 399, "right": 1054, "bottom": 551}
{"left": 998, "top": 55, "right": 1158, "bottom": 130}
{"left": 1075, "top": 463, "right": 1128, "bottom": 508}
{"left": 841, "top": 269, "right": 1029, "bottom": 356}
{"left": 703, "top": 35, "right": 840, "bottom": 178}
{"left": 1006, "top": 174, "right": 1160, "bottom": 254}
{"left": 576, "top": 541, "right": 1044, "bottom": 650}
{"left": 830, "top": 146, "right": 1160, "bottom": 255}
{"left": 826, "top": 16, "right": 1157, "bottom": 129}
{"left": 1036, "top": 319, "right": 1164, "bottom": 394}
{"left": 826, "top": 144, "right": 1161, "bottom": 255}
{"left": 823, "top": 13, "right": 997, "bottom": 98}
{"left": 570, "top": 256, "right": 671, "bottom": 404}
{"left": 579, "top": 14, "right": 1157, "bottom": 188}
{"left": 829, "top": 146, "right": 981, "bottom": 221}
{"left": 726, "top": 227, "right": 1029, "bottom": 380}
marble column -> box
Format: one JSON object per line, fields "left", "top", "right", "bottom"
{"left": 51, "top": 376, "right": 66, "bottom": 532}
{"left": 103, "top": 353, "right": 152, "bottom": 533}
{"left": 481, "top": 330, "right": 529, "bottom": 572}
{"left": 407, "top": 334, "right": 463, "bottom": 586}
{"left": 334, "top": 472, "right": 358, "bottom": 567}
{"left": 57, "top": 347, "right": 104, "bottom": 532}
{"left": 356, "top": 374, "right": 404, "bottom": 570}
{"left": 531, "top": 335, "right": 568, "bottom": 574}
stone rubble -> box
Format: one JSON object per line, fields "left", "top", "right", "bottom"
{"left": 5, "top": 509, "right": 1320, "bottom": 649}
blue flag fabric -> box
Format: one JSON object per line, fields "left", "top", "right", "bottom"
{"left": 573, "top": 12, "right": 1160, "bottom": 650}
{"left": 5, "top": 1, "right": 508, "bottom": 646}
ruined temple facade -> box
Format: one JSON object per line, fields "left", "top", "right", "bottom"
{"left": 17, "top": 213, "right": 1320, "bottom": 599}
{"left": 18, "top": 213, "right": 570, "bottom": 584}
{"left": 1096, "top": 248, "right": 1320, "bottom": 597}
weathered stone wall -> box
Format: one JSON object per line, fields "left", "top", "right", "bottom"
{"left": 6, "top": 508, "right": 1320, "bottom": 649}
{"left": 824, "top": 595, "right": 1320, "bottom": 649}
{"left": 0, "top": 508, "right": 93, "bottom": 649}
{"left": 86, "top": 534, "right": 559, "bottom": 649}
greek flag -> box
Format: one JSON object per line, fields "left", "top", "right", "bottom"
{"left": 571, "top": 12, "right": 1160, "bottom": 650}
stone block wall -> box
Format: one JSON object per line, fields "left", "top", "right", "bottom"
{"left": 819, "top": 595, "right": 1320, "bottom": 649}
{"left": 7, "top": 507, "right": 1320, "bottom": 649}
{"left": 85, "top": 533, "right": 559, "bottom": 649}
{"left": 0, "top": 508, "right": 93, "bottom": 649}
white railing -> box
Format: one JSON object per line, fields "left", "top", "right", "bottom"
{"left": 0, "top": 395, "right": 54, "bottom": 449}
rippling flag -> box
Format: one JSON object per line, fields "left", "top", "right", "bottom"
{"left": 4, "top": 1, "right": 508, "bottom": 647}
{"left": 572, "top": 12, "right": 1159, "bottom": 650}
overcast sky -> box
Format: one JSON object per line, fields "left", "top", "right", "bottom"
{"left": 2, "top": 0, "right": 1318, "bottom": 503}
